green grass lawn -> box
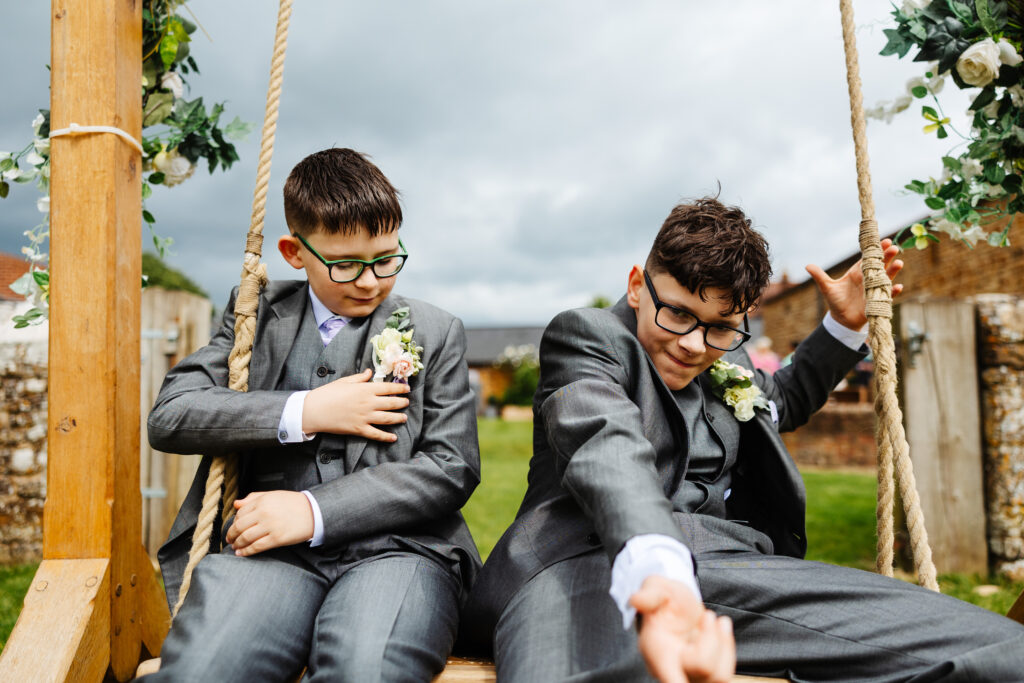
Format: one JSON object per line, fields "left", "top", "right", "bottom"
{"left": 1, "top": 417, "right": 1020, "bottom": 650}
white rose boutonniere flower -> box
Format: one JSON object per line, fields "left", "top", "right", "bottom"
{"left": 708, "top": 359, "right": 769, "bottom": 422}
{"left": 370, "top": 307, "right": 424, "bottom": 384}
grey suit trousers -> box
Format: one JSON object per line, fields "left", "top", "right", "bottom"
{"left": 151, "top": 548, "right": 459, "bottom": 683}
{"left": 495, "top": 520, "right": 1024, "bottom": 683}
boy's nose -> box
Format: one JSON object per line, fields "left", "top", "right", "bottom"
{"left": 676, "top": 328, "right": 706, "bottom": 355}
{"left": 353, "top": 267, "right": 378, "bottom": 289}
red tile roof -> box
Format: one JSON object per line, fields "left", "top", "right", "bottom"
{"left": 0, "top": 252, "right": 31, "bottom": 301}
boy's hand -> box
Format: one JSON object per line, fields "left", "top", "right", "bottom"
{"left": 302, "top": 368, "right": 410, "bottom": 441}
{"left": 226, "top": 491, "right": 314, "bottom": 557}
{"left": 805, "top": 238, "right": 904, "bottom": 332}
{"left": 631, "top": 576, "right": 736, "bottom": 683}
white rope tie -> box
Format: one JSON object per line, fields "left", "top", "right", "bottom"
{"left": 49, "top": 122, "right": 143, "bottom": 154}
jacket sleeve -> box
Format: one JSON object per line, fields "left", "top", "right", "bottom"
{"left": 744, "top": 322, "right": 867, "bottom": 433}
{"left": 146, "top": 287, "right": 292, "bottom": 455}
{"left": 311, "top": 316, "right": 481, "bottom": 548}
{"left": 536, "top": 309, "right": 685, "bottom": 560}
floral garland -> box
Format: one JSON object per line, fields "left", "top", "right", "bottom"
{"left": 873, "top": 0, "right": 1024, "bottom": 250}
{"left": 0, "top": 0, "right": 252, "bottom": 328}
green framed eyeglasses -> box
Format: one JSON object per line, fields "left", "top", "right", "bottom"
{"left": 293, "top": 233, "right": 408, "bottom": 283}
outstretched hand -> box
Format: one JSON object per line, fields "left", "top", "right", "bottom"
{"left": 631, "top": 576, "right": 735, "bottom": 683}
{"left": 226, "top": 490, "right": 314, "bottom": 557}
{"left": 805, "top": 238, "right": 904, "bottom": 332}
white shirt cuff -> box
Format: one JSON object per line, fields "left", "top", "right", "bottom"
{"left": 823, "top": 311, "right": 868, "bottom": 352}
{"left": 301, "top": 490, "right": 325, "bottom": 546}
{"left": 609, "top": 534, "right": 701, "bottom": 630}
{"left": 278, "top": 391, "right": 315, "bottom": 443}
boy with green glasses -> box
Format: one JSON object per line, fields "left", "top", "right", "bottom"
{"left": 147, "top": 148, "right": 481, "bottom": 681}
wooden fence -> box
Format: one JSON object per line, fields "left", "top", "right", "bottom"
{"left": 139, "top": 287, "right": 212, "bottom": 558}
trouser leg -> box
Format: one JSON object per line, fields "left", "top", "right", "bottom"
{"left": 699, "top": 551, "right": 1024, "bottom": 682}
{"left": 150, "top": 549, "right": 327, "bottom": 683}
{"left": 306, "top": 552, "right": 460, "bottom": 683}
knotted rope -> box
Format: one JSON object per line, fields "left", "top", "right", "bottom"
{"left": 173, "top": 0, "right": 294, "bottom": 617}
{"left": 838, "top": 0, "right": 938, "bottom": 591}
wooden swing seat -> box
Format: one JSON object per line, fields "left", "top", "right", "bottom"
{"left": 135, "top": 655, "right": 784, "bottom": 681}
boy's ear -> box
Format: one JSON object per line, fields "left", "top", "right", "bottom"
{"left": 278, "top": 235, "right": 304, "bottom": 270}
{"left": 626, "top": 265, "right": 644, "bottom": 310}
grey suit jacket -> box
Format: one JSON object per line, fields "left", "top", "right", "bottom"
{"left": 463, "top": 297, "right": 864, "bottom": 644}
{"left": 150, "top": 280, "right": 482, "bottom": 609}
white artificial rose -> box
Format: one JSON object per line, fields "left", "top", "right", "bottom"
{"left": 25, "top": 151, "right": 44, "bottom": 167}
{"left": 160, "top": 71, "right": 184, "bottom": 99}
{"left": 959, "top": 225, "right": 987, "bottom": 246}
{"left": 997, "top": 39, "right": 1023, "bottom": 67}
{"left": 893, "top": 95, "right": 913, "bottom": 113}
{"left": 960, "top": 157, "right": 984, "bottom": 179}
{"left": 928, "top": 73, "right": 946, "bottom": 94}
{"left": 36, "top": 196, "right": 49, "bottom": 214}
{"left": 31, "top": 113, "right": 44, "bottom": 135}
{"left": 957, "top": 39, "right": 1002, "bottom": 87}
{"left": 152, "top": 148, "right": 195, "bottom": 187}
{"left": 901, "top": 0, "right": 931, "bottom": 17}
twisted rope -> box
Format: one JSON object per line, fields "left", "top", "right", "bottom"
{"left": 173, "top": 0, "right": 293, "bottom": 618}
{"left": 839, "top": 0, "right": 939, "bottom": 591}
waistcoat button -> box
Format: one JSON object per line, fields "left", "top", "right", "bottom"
{"left": 316, "top": 366, "right": 329, "bottom": 378}
{"left": 319, "top": 453, "right": 331, "bottom": 464}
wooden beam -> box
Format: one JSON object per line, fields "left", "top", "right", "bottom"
{"left": 1009, "top": 589, "right": 1024, "bottom": 625}
{"left": 0, "top": 560, "right": 110, "bottom": 682}
{"left": 0, "top": 1, "right": 170, "bottom": 680}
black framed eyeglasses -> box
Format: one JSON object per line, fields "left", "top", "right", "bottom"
{"left": 643, "top": 270, "right": 751, "bottom": 351}
{"left": 293, "top": 233, "right": 408, "bottom": 283}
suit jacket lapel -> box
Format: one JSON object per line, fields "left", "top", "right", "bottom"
{"left": 251, "top": 282, "right": 308, "bottom": 391}
{"left": 346, "top": 295, "right": 406, "bottom": 472}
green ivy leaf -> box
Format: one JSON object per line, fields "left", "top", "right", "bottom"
{"left": 141, "top": 182, "right": 152, "bottom": 200}
{"left": 0, "top": 158, "right": 13, "bottom": 172}
{"left": 149, "top": 171, "right": 165, "bottom": 185}
{"left": 900, "top": 236, "right": 918, "bottom": 250}
{"left": 937, "top": 126, "right": 948, "bottom": 139}
{"left": 911, "top": 85, "right": 928, "bottom": 98}
{"left": 976, "top": 0, "right": 999, "bottom": 35}
{"left": 1002, "top": 173, "right": 1023, "bottom": 193}
{"left": 880, "top": 28, "right": 914, "bottom": 58}
{"left": 159, "top": 33, "right": 179, "bottom": 70}
{"left": 922, "top": 105, "right": 938, "bottom": 119}
{"left": 984, "top": 162, "right": 1006, "bottom": 183}
{"left": 143, "top": 92, "right": 174, "bottom": 127}
{"left": 925, "top": 196, "right": 946, "bottom": 209}
{"left": 0, "top": 181, "right": 8, "bottom": 199}
{"left": 143, "top": 209, "right": 156, "bottom": 224}
{"left": 941, "top": 156, "right": 962, "bottom": 171}
{"left": 32, "top": 270, "right": 49, "bottom": 287}
{"left": 970, "top": 87, "right": 997, "bottom": 112}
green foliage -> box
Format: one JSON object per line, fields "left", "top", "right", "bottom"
{"left": 0, "top": 564, "right": 38, "bottom": 650}
{"left": 588, "top": 295, "right": 613, "bottom": 309}
{"left": 502, "top": 362, "right": 540, "bottom": 407}
{"left": 878, "top": 0, "right": 1024, "bottom": 248}
{"left": 141, "top": 252, "right": 208, "bottom": 298}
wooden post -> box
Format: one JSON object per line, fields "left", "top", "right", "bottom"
{"left": 896, "top": 299, "right": 988, "bottom": 574}
{"left": 0, "top": 1, "right": 170, "bottom": 681}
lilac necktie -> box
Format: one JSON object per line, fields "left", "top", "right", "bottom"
{"left": 319, "top": 316, "right": 348, "bottom": 346}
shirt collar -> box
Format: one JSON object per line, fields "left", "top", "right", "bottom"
{"left": 307, "top": 286, "right": 350, "bottom": 328}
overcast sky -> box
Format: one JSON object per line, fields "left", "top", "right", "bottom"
{"left": 0, "top": 1, "right": 974, "bottom": 325}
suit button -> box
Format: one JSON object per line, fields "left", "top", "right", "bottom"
{"left": 586, "top": 533, "right": 600, "bottom": 546}
{"left": 319, "top": 453, "right": 331, "bottom": 464}
{"left": 316, "top": 366, "right": 329, "bottom": 378}
{"left": 278, "top": 430, "right": 288, "bottom": 440}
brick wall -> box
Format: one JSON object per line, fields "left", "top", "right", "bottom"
{"left": 0, "top": 341, "right": 47, "bottom": 564}
{"left": 761, "top": 213, "right": 1024, "bottom": 346}
{"left": 783, "top": 402, "right": 877, "bottom": 469}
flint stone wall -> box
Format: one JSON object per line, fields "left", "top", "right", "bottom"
{"left": 974, "top": 294, "right": 1024, "bottom": 580}
{"left": 0, "top": 339, "right": 47, "bottom": 565}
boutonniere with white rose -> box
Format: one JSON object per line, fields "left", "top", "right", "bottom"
{"left": 708, "top": 359, "right": 769, "bottom": 422}
{"left": 370, "top": 307, "right": 424, "bottom": 384}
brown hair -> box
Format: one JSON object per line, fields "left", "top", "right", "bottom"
{"left": 645, "top": 196, "right": 772, "bottom": 313}
{"left": 283, "top": 148, "right": 402, "bottom": 237}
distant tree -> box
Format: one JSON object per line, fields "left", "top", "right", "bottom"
{"left": 142, "top": 252, "right": 208, "bottom": 298}
{"left": 588, "top": 295, "right": 612, "bottom": 309}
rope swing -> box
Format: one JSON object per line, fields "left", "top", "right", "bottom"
{"left": 170, "top": 0, "right": 942, "bottom": 622}
{"left": 837, "top": 0, "right": 938, "bottom": 591}
{"left": 173, "top": 0, "right": 295, "bottom": 617}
